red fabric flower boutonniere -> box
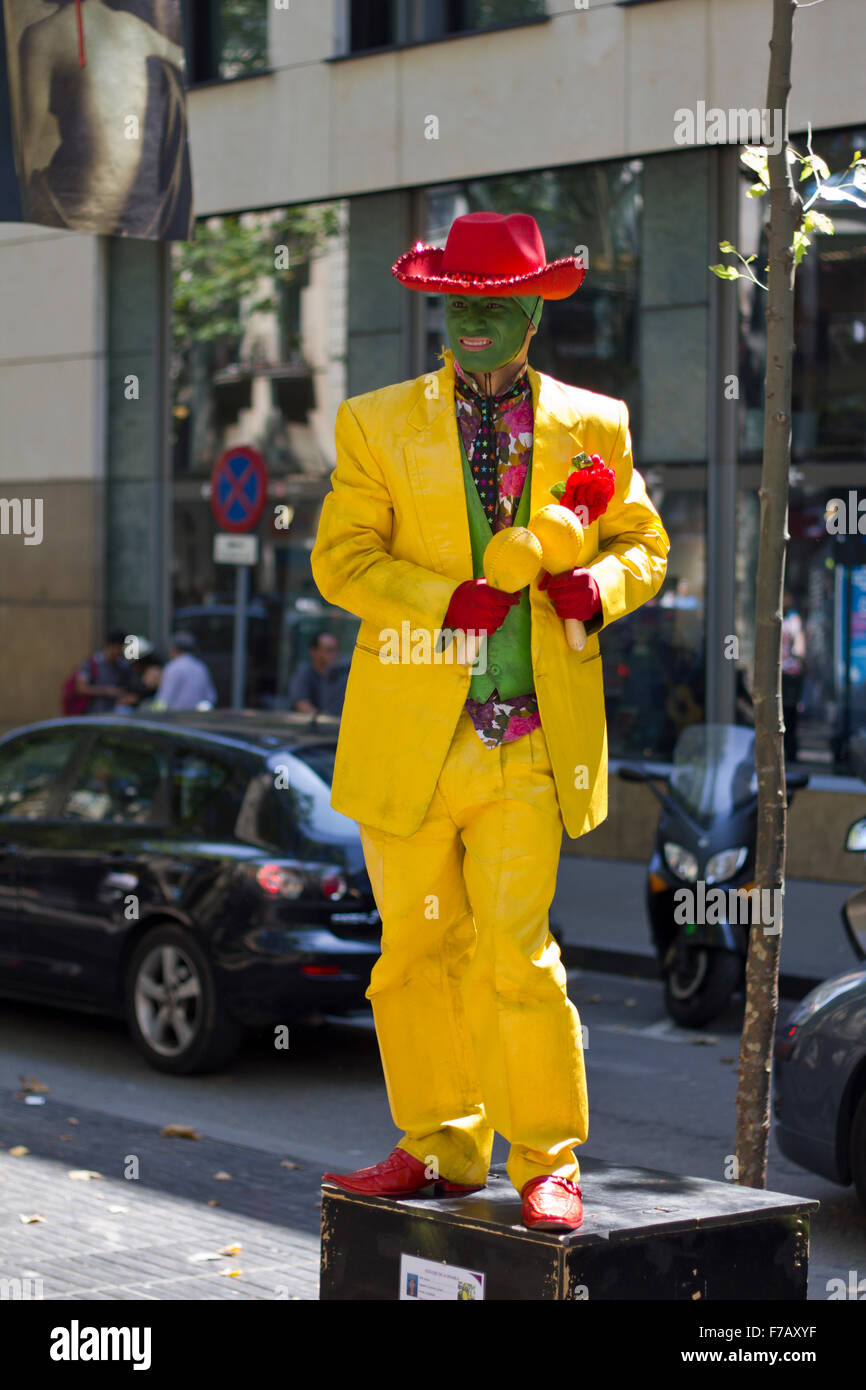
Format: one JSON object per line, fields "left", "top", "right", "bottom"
{"left": 550, "top": 451, "right": 616, "bottom": 525}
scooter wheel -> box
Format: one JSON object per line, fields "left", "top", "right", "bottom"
{"left": 663, "top": 948, "right": 741, "bottom": 1028}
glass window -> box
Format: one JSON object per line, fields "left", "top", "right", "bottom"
{"left": 0, "top": 730, "right": 80, "bottom": 820}
{"left": 739, "top": 127, "right": 866, "bottom": 463}
{"left": 348, "top": 0, "right": 545, "bottom": 51}
{"left": 424, "top": 0, "right": 546, "bottom": 38}
{"left": 170, "top": 202, "right": 347, "bottom": 708}
{"left": 423, "top": 161, "right": 642, "bottom": 418}
{"left": 736, "top": 126, "right": 866, "bottom": 769}
{"left": 187, "top": 1, "right": 269, "bottom": 82}
{"left": 603, "top": 487, "right": 706, "bottom": 759}
{"left": 170, "top": 749, "right": 247, "bottom": 840}
{"left": 62, "top": 737, "right": 168, "bottom": 825}
{"left": 350, "top": 0, "right": 398, "bottom": 50}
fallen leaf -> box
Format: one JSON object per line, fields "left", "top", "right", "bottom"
{"left": 18, "top": 1075, "right": 49, "bottom": 1094}
{"left": 218, "top": 1269, "right": 242, "bottom": 1278}
{"left": 720, "top": 1057, "right": 735, "bottom": 1064}
{"left": 18, "top": 1213, "right": 44, "bottom": 1224}
{"left": 8, "top": 1146, "right": 29, "bottom": 1157}
{"left": 67, "top": 1170, "right": 102, "bottom": 1182}
{"left": 161, "top": 1125, "right": 202, "bottom": 1140}
{"left": 106, "top": 1206, "right": 128, "bottom": 1214}
{"left": 66, "top": 1118, "right": 79, "bottom": 1126}
{"left": 280, "top": 1160, "right": 299, "bottom": 1171}
{"left": 212, "top": 1171, "right": 232, "bottom": 1181}
{"left": 189, "top": 1252, "right": 223, "bottom": 1263}
{"left": 207, "top": 1199, "right": 220, "bottom": 1207}
{"left": 218, "top": 1244, "right": 241, "bottom": 1256}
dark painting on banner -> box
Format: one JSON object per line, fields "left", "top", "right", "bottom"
{"left": 0, "top": 0, "right": 193, "bottom": 239}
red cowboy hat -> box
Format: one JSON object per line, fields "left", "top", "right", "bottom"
{"left": 392, "top": 211, "right": 585, "bottom": 299}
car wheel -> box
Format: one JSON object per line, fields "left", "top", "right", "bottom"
{"left": 124, "top": 924, "right": 243, "bottom": 1075}
{"left": 851, "top": 1091, "right": 866, "bottom": 1209}
{"left": 663, "top": 947, "right": 741, "bottom": 1028}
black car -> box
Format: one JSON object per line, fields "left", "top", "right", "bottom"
{"left": 0, "top": 713, "right": 381, "bottom": 1074}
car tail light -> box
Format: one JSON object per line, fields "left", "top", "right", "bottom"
{"left": 301, "top": 964, "right": 342, "bottom": 976}
{"left": 775, "top": 1024, "right": 798, "bottom": 1062}
{"left": 321, "top": 873, "right": 347, "bottom": 901}
{"left": 255, "top": 863, "right": 305, "bottom": 898}
{"left": 242, "top": 860, "right": 348, "bottom": 901}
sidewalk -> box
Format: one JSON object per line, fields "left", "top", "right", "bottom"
{"left": 0, "top": 1089, "right": 320, "bottom": 1300}
{"left": 554, "top": 856, "right": 863, "bottom": 991}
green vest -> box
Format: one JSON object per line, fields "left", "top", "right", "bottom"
{"left": 458, "top": 433, "right": 535, "bottom": 702}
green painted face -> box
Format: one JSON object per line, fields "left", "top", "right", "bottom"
{"left": 445, "top": 293, "right": 542, "bottom": 375}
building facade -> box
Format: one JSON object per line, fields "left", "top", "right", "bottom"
{"left": 1, "top": 0, "right": 864, "bottom": 871}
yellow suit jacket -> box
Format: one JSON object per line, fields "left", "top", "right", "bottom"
{"left": 311, "top": 350, "right": 669, "bottom": 838}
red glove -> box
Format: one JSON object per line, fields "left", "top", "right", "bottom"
{"left": 538, "top": 568, "right": 602, "bottom": 622}
{"left": 444, "top": 579, "right": 519, "bottom": 635}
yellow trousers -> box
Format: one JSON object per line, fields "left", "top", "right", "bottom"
{"left": 359, "top": 711, "right": 588, "bottom": 1194}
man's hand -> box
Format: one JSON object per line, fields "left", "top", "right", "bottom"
{"left": 538, "top": 568, "right": 601, "bottom": 622}
{"left": 443, "top": 579, "right": 519, "bottom": 635}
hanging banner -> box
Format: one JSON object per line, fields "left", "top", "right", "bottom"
{"left": 0, "top": 0, "right": 193, "bottom": 240}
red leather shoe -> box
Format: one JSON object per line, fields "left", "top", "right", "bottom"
{"left": 322, "top": 1147, "right": 485, "bottom": 1198}
{"left": 521, "top": 1175, "right": 583, "bottom": 1231}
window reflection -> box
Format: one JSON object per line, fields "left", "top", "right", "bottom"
{"left": 737, "top": 127, "right": 866, "bottom": 768}
{"left": 170, "top": 203, "right": 358, "bottom": 708}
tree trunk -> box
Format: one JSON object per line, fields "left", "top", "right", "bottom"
{"left": 734, "top": 0, "right": 801, "bottom": 1189}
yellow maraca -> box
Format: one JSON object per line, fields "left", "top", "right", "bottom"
{"left": 529, "top": 504, "right": 587, "bottom": 652}
{"left": 463, "top": 527, "right": 544, "bottom": 664}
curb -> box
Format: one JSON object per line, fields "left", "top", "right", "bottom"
{"left": 562, "top": 943, "right": 821, "bottom": 1001}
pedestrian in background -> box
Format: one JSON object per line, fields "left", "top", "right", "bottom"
{"left": 113, "top": 639, "right": 165, "bottom": 715}
{"left": 782, "top": 588, "right": 807, "bottom": 763}
{"left": 154, "top": 633, "right": 216, "bottom": 711}
{"left": 289, "top": 631, "right": 349, "bottom": 716}
{"left": 72, "top": 629, "right": 131, "bottom": 714}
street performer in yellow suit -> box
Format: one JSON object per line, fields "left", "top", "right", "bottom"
{"left": 313, "top": 212, "right": 669, "bottom": 1231}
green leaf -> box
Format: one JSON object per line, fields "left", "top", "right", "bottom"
{"left": 746, "top": 183, "right": 768, "bottom": 198}
{"left": 550, "top": 481, "right": 566, "bottom": 500}
{"left": 740, "top": 146, "right": 768, "bottom": 179}
{"left": 718, "top": 239, "right": 737, "bottom": 254}
{"left": 570, "top": 451, "right": 590, "bottom": 471}
{"left": 793, "top": 228, "right": 811, "bottom": 267}
{"left": 811, "top": 154, "right": 831, "bottom": 181}
{"left": 709, "top": 264, "right": 741, "bottom": 281}
{"left": 803, "top": 210, "right": 835, "bottom": 236}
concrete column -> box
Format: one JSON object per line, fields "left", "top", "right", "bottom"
{"left": 105, "top": 237, "right": 172, "bottom": 653}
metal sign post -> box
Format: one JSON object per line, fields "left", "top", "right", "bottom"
{"left": 210, "top": 446, "right": 267, "bottom": 709}
{"left": 231, "top": 562, "right": 250, "bottom": 710}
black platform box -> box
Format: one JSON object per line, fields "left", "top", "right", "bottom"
{"left": 320, "top": 1156, "right": 818, "bottom": 1300}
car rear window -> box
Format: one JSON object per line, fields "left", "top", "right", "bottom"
{"left": 290, "top": 744, "right": 336, "bottom": 788}
{"left": 0, "top": 729, "right": 80, "bottom": 819}
{"left": 170, "top": 749, "right": 248, "bottom": 840}
{"left": 63, "top": 735, "right": 167, "bottom": 825}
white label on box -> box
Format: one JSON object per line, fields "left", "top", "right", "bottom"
{"left": 399, "top": 1253, "right": 485, "bottom": 1300}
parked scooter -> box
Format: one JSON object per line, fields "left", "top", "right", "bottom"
{"left": 618, "top": 723, "right": 809, "bottom": 1027}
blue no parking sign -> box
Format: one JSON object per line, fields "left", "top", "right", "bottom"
{"left": 210, "top": 446, "right": 268, "bottom": 533}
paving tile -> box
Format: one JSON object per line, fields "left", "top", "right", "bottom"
{"left": 0, "top": 1089, "right": 322, "bottom": 1301}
